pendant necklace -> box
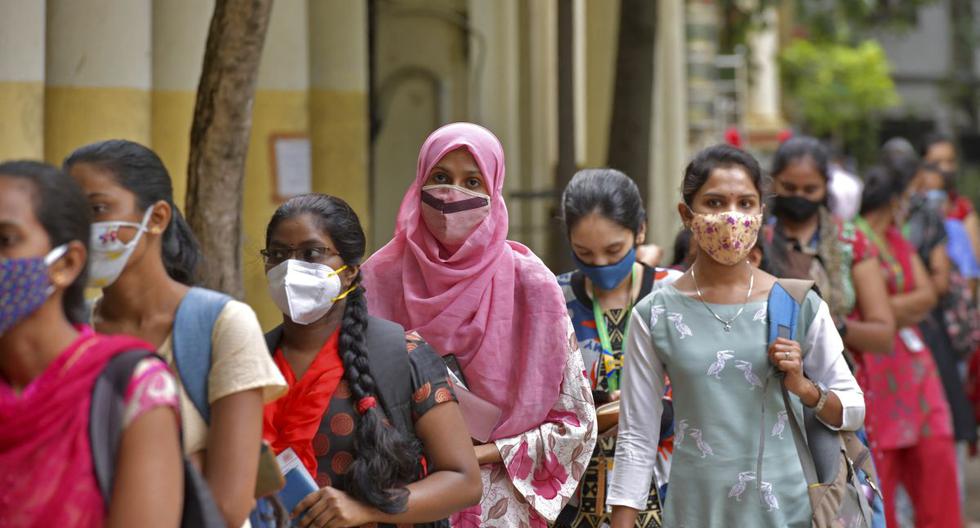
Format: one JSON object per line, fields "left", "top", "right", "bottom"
{"left": 691, "top": 263, "right": 754, "bottom": 333}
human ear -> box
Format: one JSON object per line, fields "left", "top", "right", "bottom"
{"left": 48, "top": 240, "right": 87, "bottom": 290}
{"left": 147, "top": 200, "right": 172, "bottom": 236}
{"left": 677, "top": 202, "right": 694, "bottom": 229}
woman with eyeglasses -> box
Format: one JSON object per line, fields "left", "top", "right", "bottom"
{"left": 260, "top": 193, "right": 481, "bottom": 527}
{"left": 67, "top": 140, "right": 287, "bottom": 528}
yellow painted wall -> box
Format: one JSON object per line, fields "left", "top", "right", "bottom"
{"left": 241, "top": 90, "right": 309, "bottom": 329}
{"left": 309, "top": 89, "right": 370, "bottom": 237}
{"left": 44, "top": 86, "right": 151, "bottom": 165}
{"left": 151, "top": 90, "right": 196, "bottom": 210}
{"left": 0, "top": 82, "right": 44, "bottom": 160}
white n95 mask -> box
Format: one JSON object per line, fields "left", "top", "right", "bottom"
{"left": 266, "top": 259, "right": 355, "bottom": 324}
{"left": 88, "top": 207, "right": 153, "bottom": 288}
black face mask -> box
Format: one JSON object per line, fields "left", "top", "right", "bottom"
{"left": 772, "top": 195, "right": 821, "bottom": 222}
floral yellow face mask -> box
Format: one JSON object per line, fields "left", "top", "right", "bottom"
{"left": 688, "top": 210, "right": 763, "bottom": 266}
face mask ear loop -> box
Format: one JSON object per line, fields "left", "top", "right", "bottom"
{"left": 327, "top": 265, "right": 348, "bottom": 277}
{"left": 332, "top": 284, "right": 358, "bottom": 302}
{"left": 43, "top": 244, "right": 70, "bottom": 296}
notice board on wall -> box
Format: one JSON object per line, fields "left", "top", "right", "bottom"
{"left": 269, "top": 134, "right": 311, "bottom": 201}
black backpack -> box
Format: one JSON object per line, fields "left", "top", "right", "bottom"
{"left": 89, "top": 349, "right": 225, "bottom": 528}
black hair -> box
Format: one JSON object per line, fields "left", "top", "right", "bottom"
{"left": 561, "top": 168, "right": 646, "bottom": 235}
{"left": 771, "top": 136, "right": 830, "bottom": 182}
{"left": 682, "top": 144, "right": 765, "bottom": 206}
{"left": 670, "top": 229, "right": 693, "bottom": 269}
{"left": 266, "top": 193, "right": 420, "bottom": 514}
{"left": 63, "top": 139, "right": 201, "bottom": 285}
{"left": 859, "top": 164, "right": 906, "bottom": 215}
{"left": 920, "top": 132, "right": 956, "bottom": 158}
{"left": 0, "top": 161, "right": 91, "bottom": 324}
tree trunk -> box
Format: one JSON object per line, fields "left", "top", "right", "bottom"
{"left": 607, "top": 0, "right": 656, "bottom": 199}
{"left": 185, "top": 0, "right": 273, "bottom": 298}
{"left": 551, "top": 0, "right": 576, "bottom": 272}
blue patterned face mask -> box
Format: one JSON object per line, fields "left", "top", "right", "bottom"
{"left": 572, "top": 246, "right": 636, "bottom": 291}
{"left": 0, "top": 245, "right": 68, "bottom": 337}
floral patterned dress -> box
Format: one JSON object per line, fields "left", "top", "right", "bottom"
{"left": 451, "top": 319, "right": 598, "bottom": 528}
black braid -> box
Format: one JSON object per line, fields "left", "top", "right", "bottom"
{"left": 266, "top": 193, "right": 421, "bottom": 514}
{"left": 339, "top": 276, "right": 422, "bottom": 513}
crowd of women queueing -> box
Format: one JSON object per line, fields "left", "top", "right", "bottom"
{"left": 1, "top": 121, "right": 977, "bottom": 528}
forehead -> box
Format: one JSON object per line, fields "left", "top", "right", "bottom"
{"left": 569, "top": 212, "right": 633, "bottom": 244}
{"left": 776, "top": 159, "right": 824, "bottom": 183}
{"left": 697, "top": 165, "right": 759, "bottom": 197}
{"left": 0, "top": 177, "right": 39, "bottom": 226}
{"left": 435, "top": 147, "right": 480, "bottom": 169}
{"left": 268, "top": 213, "right": 336, "bottom": 246}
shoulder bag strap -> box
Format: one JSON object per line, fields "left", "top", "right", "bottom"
{"left": 90, "top": 349, "right": 159, "bottom": 509}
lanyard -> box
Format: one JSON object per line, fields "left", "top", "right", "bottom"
{"left": 855, "top": 217, "right": 906, "bottom": 292}
{"left": 591, "top": 266, "right": 639, "bottom": 391}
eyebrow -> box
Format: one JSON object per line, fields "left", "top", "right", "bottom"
{"left": 268, "top": 239, "right": 330, "bottom": 248}
{"left": 432, "top": 164, "right": 482, "bottom": 176}
{"left": 86, "top": 192, "right": 112, "bottom": 199}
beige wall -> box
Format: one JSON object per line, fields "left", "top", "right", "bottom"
{"left": 0, "top": 0, "right": 45, "bottom": 160}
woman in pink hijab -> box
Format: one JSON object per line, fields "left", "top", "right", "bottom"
{"left": 362, "top": 122, "right": 597, "bottom": 527}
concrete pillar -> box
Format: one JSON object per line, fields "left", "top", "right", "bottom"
{"left": 45, "top": 0, "right": 152, "bottom": 164}
{"left": 243, "top": 0, "right": 311, "bottom": 328}
{"left": 308, "top": 0, "right": 370, "bottom": 230}
{"left": 0, "top": 0, "right": 45, "bottom": 160}
{"left": 649, "top": 0, "right": 688, "bottom": 247}
{"left": 151, "top": 0, "right": 214, "bottom": 209}
{"left": 746, "top": 7, "right": 784, "bottom": 132}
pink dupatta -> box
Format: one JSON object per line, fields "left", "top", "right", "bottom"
{"left": 361, "top": 122, "right": 569, "bottom": 440}
{"left": 0, "top": 326, "right": 154, "bottom": 527}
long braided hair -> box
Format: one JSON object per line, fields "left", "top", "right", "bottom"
{"left": 266, "top": 193, "right": 421, "bottom": 513}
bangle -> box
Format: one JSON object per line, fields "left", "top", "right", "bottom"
{"left": 811, "top": 381, "right": 829, "bottom": 414}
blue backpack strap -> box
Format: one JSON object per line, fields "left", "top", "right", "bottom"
{"left": 767, "top": 281, "right": 803, "bottom": 345}
{"left": 172, "top": 287, "right": 232, "bottom": 425}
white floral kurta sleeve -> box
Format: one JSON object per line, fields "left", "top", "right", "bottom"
{"left": 451, "top": 319, "right": 597, "bottom": 528}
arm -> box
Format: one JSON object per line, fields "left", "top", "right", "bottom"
{"left": 204, "top": 388, "right": 265, "bottom": 527}
{"left": 798, "top": 301, "right": 865, "bottom": 431}
{"left": 373, "top": 402, "right": 483, "bottom": 523}
{"left": 609, "top": 309, "right": 664, "bottom": 528}
{"left": 928, "top": 244, "right": 951, "bottom": 296}
{"left": 108, "top": 407, "right": 183, "bottom": 528}
{"left": 842, "top": 258, "right": 895, "bottom": 354}
{"left": 890, "top": 253, "right": 939, "bottom": 327}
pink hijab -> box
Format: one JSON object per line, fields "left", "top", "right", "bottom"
{"left": 362, "top": 122, "right": 569, "bottom": 440}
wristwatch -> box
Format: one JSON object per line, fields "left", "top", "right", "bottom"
{"left": 810, "top": 381, "right": 829, "bottom": 413}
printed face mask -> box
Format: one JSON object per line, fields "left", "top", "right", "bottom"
{"left": 88, "top": 207, "right": 153, "bottom": 288}
{"left": 0, "top": 245, "right": 68, "bottom": 337}
{"left": 688, "top": 210, "right": 762, "bottom": 266}
{"left": 267, "top": 259, "right": 355, "bottom": 325}
{"left": 573, "top": 246, "right": 636, "bottom": 290}
{"left": 420, "top": 185, "right": 491, "bottom": 247}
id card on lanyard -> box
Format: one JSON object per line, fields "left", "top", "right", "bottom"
{"left": 591, "top": 267, "right": 639, "bottom": 392}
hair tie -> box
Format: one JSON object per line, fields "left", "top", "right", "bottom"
{"left": 356, "top": 396, "right": 378, "bottom": 415}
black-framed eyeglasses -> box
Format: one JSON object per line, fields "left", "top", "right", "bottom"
{"left": 260, "top": 247, "right": 332, "bottom": 265}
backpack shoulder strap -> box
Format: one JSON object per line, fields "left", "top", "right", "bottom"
{"left": 264, "top": 325, "right": 284, "bottom": 356}
{"left": 776, "top": 278, "right": 815, "bottom": 306}
{"left": 90, "top": 349, "right": 159, "bottom": 509}
{"left": 767, "top": 280, "right": 811, "bottom": 346}
{"left": 172, "top": 287, "right": 232, "bottom": 425}
{"left": 365, "top": 316, "right": 415, "bottom": 437}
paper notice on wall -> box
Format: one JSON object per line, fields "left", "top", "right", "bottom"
{"left": 273, "top": 136, "right": 312, "bottom": 199}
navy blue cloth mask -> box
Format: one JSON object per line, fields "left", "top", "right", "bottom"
{"left": 573, "top": 246, "right": 636, "bottom": 290}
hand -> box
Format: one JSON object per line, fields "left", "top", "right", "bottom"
{"left": 608, "top": 390, "right": 621, "bottom": 402}
{"left": 293, "top": 487, "right": 377, "bottom": 528}
{"left": 767, "top": 337, "right": 808, "bottom": 395}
